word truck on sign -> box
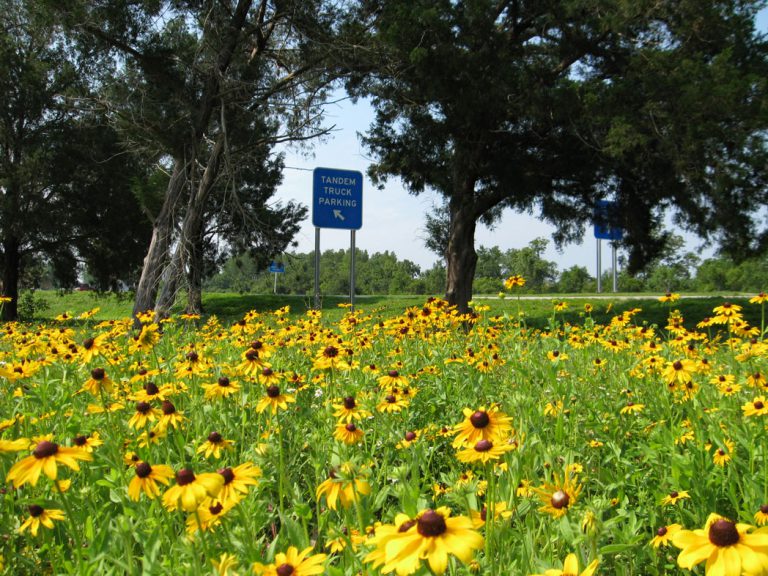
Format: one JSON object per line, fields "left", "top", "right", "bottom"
{"left": 312, "top": 167, "right": 363, "bottom": 230}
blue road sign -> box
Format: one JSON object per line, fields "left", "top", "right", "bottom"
{"left": 594, "top": 200, "right": 623, "bottom": 241}
{"left": 312, "top": 167, "right": 363, "bottom": 230}
{"left": 268, "top": 262, "right": 285, "bottom": 273}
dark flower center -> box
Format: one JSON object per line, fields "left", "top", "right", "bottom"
{"left": 343, "top": 396, "right": 356, "bottom": 409}
{"left": 262, "top": 367, "right": 274, "bottom": 377}
{"left": 90, "top": 367, "right": 105, "bottom": 380}
{"left": 657, "top": 526, "right": 668, "bottom": 537}
{"left": 550, "top": 490, "right": 570, "bottom": 509}
{"left": 218, "top": 467, "right": 235, "bottom": 485}
{"left": 73, "top": 435, "right": 87, "bottom": 446}
{"left": 345, "top": 423, "right": 357, "bottom": 432}
{"left": 760, "top": 504, "right": 768, "bottom": 514}
{"left": 144, "top": 381, "right": 159, "bottom": 395}
{"left": 186, "top": 351, "right": 199, "bottom": 362}
{"left": 388, "top": 370, "right": 399, "bottom": 378}
{"left": 250, "top": 341, "right": 263, "bottom": 350}
{"left": 755, "top": 401, "right": 765, "bottom": 410}
{"left": 405, "top": 431, "right": 417, "bottom": 442}
{"left": 324, "top": 346, "right": 339, "bottom": 358}
{"left": 136, "top": 462, "right": 152, "bottom": 478}
{"left": 33, "top": 441, "right": 59, "bottom": 459}
{"left": 474, "top": 439, "right": 493, "bottom": 452}
{"left": 385, "top": 395, "right": 397, "bottom": 403}
{"left": 207, "top": 431, "right": 223, "bottom": 444}
{"left": 28, "top": 504, "right": 44, "bottom": 517}
{"left": 136, "top": 401, "right": 151, "bottom": 414}
{"left": 470, "top": 410, "right": 490, "bottom": 428}
{"left": 669, "top": 491, "right": 679, "bottom": 498}
{"left": 708, "top": 519, "right": 740, "bottom": 547}
{"left": 161, "top": 401, "right": 176, "bottom": 415}
{"left": 417, "top": 510, "right": 447, "bottom": 537}
{"left": 276, "top": 564, "right": 295, "bottom": 576}
{"left": 246, "top": 350, "right": 259, "bottom": 361}
{"left": 83, "top": 338, "right": 95, "bottom": 350}
{"left": 176, "top": 469, "right": 196, "bottom": 486}
{"left": 552, "top": 350, "right": 560, "bottom": 357}
{"left": 398, "top": 519, "right": 417, "bottom": 532}
{"left": 138, "top": 368, "right": 148, "bottom": 376}
{"left": 218, "top": 377, "right": 230, "bottom": 387}
{"left": 266, "top": 385, "right": 280, "bottom": 398}
{"left": 209, "top": 502, "right": 224, "bottom": 515}
{"left": 673, "top": 361, "right": 683, "bottom": 371}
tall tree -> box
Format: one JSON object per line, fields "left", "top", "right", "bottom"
{"left": 349, "top": 0, "right": 768, "bottom": 312}
{"left": 56, "top": 0, "right": 340, "bottom": 320}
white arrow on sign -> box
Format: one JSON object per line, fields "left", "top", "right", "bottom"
{"left": 333, "top": 210, "right": 345, "bottom": 221}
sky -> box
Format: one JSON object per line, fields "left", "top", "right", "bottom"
{"left": 272, "top": 9, "right": 768, "bottom": 275}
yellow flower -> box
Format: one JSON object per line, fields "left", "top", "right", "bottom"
{"left": 504, "top": 275, "right": 526, "bottom": 289}
{"left": 650, "top": 523, "right": 682, "bottom": 548}
{"left": 253, "top": 546, "right": 327, "bottom": 576}
{"left": 529, "top": 553, "right": 599, "bottom": 576}
{"left": 743, "top": 397, "right": 768, "bottom": 417}
{"left": 365, "top": 507, "right": 483, "bottom": 575}
{"left": 211, "top": 552, "right": 239, "bottom": 576}
{"left": 620, "top": 402, "right": 645, "bottom": 415}
{"left": 755, "top": 505, "right": 768, "bottom": 526}
{"left": 80, "top": 367, "right": 114, "bottom": 396}
{"left": 316, "top": 465, "right": 371, "bottom": 510}
{"left": 662, "top": 358, "right": 697, "bottom": 387}
{"left": 18, "top": 505, "right": 66, "bottom": 536}
{"left": 216, "top": 462, "right": 261, "bottom": 506}
{"left": 7, "top": 440, "right": 92, "bottom": 488}
{"left": 255, "top": 385, "right": 296, "bottom": 414}
{"left": 658, "top": 292, "right": 680, "bottom": 303}
{"left": 162, "top": 468, "right": 224, "bottom": 512}
{"left": 456, "top": 439, "right": 515, "bottom": 464}
{"left": 452, "top": 405, "right": 514, "bottom": 448}
{"left": 532, "top": 471, "right": 583, "bottom": 519}
{"left": 127, "top": 461, "right": 174, "bottom": 501}
{"left": 671, "top": 513, "right": 768, "bottom": 575}
{"left": 197, "top": 432, "right": 234, "bottom": 459}
{"left": 749, "top": 292, "right": 768, "bottom": 304}
{"left": 661, "top": 490, "right": 690, "bottom": 506}
{"left": 202, "top": 376, "right": 241, "bottom": 400}
{"left": 333, "top": 422, "right": 364, "bottom": 445}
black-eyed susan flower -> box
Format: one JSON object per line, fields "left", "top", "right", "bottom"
{"left": 532, "top": 471, "right": 583, "bottom": 519}
{"left": 663, "top": 359, "right": 697, "bottom": 387}
{"left": 216, "top": 462, "right": 261, "bottom": 506}
{"left": 255, "top": 385, "right": 295, "bottom": 414}
{"left": 659, "top": 292, "right": 680, "bottom": 303}
{"left": 504, "top": 275, "right": 526, "bottom": 289}
{"left": 185, "top": 497, "right": 234, "bottom": 534}
{"left": 755, "top": 505, "right": 768, "bottom": 526}
{"left": 252, "top": 546, "right": 327, "bottom": 576}
{"left": 671, "top": 513, "right": 768, "bottom": 575}
{"left": 7, "top": 440, "right": 92, "bottom": 488}
{"left": 469, "top": 502, "right": 514, "bottom": 528}
{"left": 712, "top": 439, "right": 735, "bottom": 467}
{"left": 650, "top": 523, "right": 682, "bottom": 547}
{"left": 333, "top": 422, "right": 364, "bottom": 446}
{"left": 742, "top": 397, "right": 768, "bottom": 417}
{"left": 72, "top": 432, "right": 103, "bottom": 453}
{"left": 662, "top": 490, "right": 690, "bottom": 506}
{"left": 162, "top": 468, "right": 224, "bottom": 512}
{"left": 202, "top": 376, "right": 241, "bottom": 400}
{"left": 313, "top": 345, "right": 348, "bottom": 370}
{"left": 257, "top": 367, "right": 281, "bottom": 386}
{"left": 456, "top": 439, "right": 515, "bottom": 464}
{"left": 316, "top": 463, "right": 371, "bottom": 510}
{"left": 210, "top": 552, "right": 239, "bottom": 576}
{"left": 452, "top": 405, "right": 513, "bottom": 449}
{"left": 332, "top": 396, "right": 371, "bottom": 423}
{"left": 18, "top": 504, "right": 65, "bottom": 536}
{"left": 376, "top": 393, "right": 409, "bottom": 413}
{"left": 127, "top": 461, "right": 174, "bottom": 501}
{"left": 155, "top": 400, "right": 186, "bottom": 431}
{"left": 529, "top": 553, "right": 599, "bottom": 576}
{"left": 129, "top": 380, "right": 171, "bottom": 403}
{"left": 197, "top": 431, "right": 234, "bottom": 459}
{"left": 79, "top": 335, "right": 105, "bottom": 363}
{"left": 378, "top": 369, "right": 409, "bottom": 389}
{"left": 80, "top": 367, "right": 114, "bottom": 396}
{"left": 620, "top": 402, "right": 645, "bottom": 415}
{"left": 130, "top": 323, "right": 160, "bottom": 353}
{"left": 128, "top": 402, "right": 161, "bottom": 429}
{"left": 366, "top": 507, "right": 483, "bottom": 575}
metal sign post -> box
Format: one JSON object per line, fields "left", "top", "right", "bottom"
{"left": 594, "top": 201, "right": 623, "bottom": 294}
{"left": 312, "top": 167, "right": 363, "bottom": 309}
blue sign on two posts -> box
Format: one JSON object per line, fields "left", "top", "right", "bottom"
{"left": 269, "top": 262, "right": 285, "bottom": 273}
{"left": 593, "top": 200, "right": 623, "bottom": 241}
{"left": 312, "top": 167, "right": 363, "bottom": 230}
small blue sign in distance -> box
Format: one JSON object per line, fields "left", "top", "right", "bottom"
{"left": 594, "top": 200, "right": 623, "bottom": 241}
{"left": 312, "top": 167, "right": 363, "bottom": 230}
{"left": 268, "top": 262, "right": 285, "bottom": 273}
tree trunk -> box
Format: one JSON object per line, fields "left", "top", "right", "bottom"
{"left": 132, "top": 159, "right": 189, "bottom": 325}
{"left": 2, "top": 236, "right": 20, "bottom": 321}
{"left": 180, "top": 133, "right": 226, "bottom": 314}
{"left": 154, "top": 245, "right": 183, "bottom": 319}
{"left": 444, "top": 191, "right": 478, "bottom": 314}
